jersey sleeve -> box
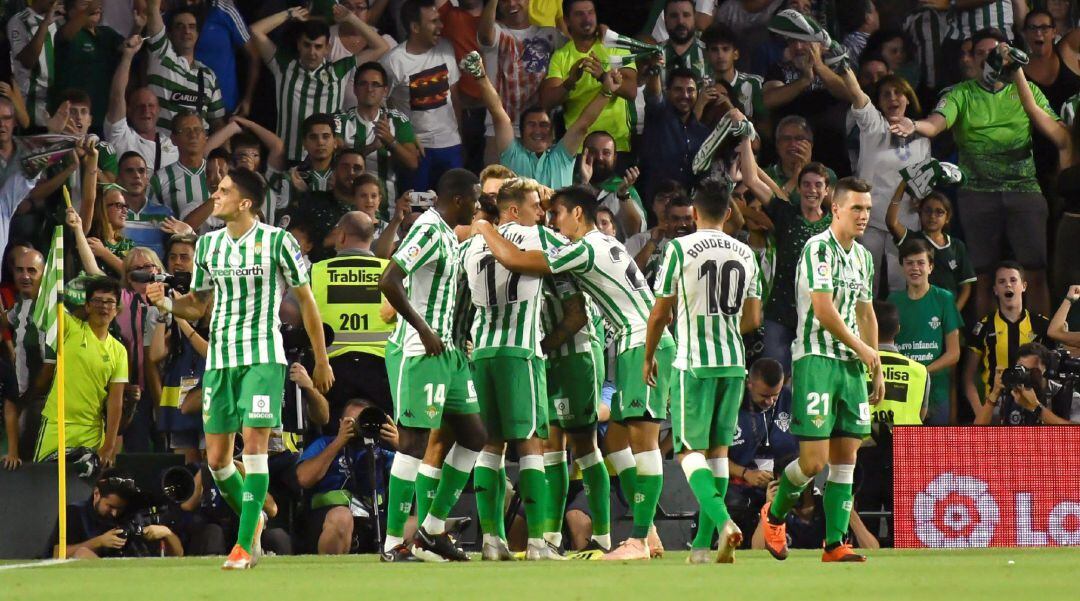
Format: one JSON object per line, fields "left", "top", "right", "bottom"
{"left": 652, "top": 240, "right": 680, "bottom": 299}
{"left": 110, "top": 343, "right": 129, "bottom": 384}
{"left": 7, "top": 14, "right": 30, "bottom": 57}
{"left": 746, "top": 253, "right": 762, "bottom": 300}
{"left": 146, "top": 27, "right": 173, "bottom": 61}
{"left": 941, "top": 289, "right": 961, "bottom": 334}
{"left": 933, "top": 86, "right": 962, "bottom": 128}
{"left": 967, "top": 315, "right": 990, "bottom": 354}
{"left": 392, "top": 223, "right": 441, "bottom": 275}
{"left": 802, "top": 239, "right": 834, "bottom": 293}
{"left": 860, "top": 248, "right": 874, "bottom": 302}
{"left": 191, "top": 235, "right": 213, "bottom": 293}
{"left": 205, "top": 74, "right": 226, "bottom": 121}
{"left": 545, "top": 239, "right": 591, "bottom": 274}
{"left": 393, "top": 113, "right": 416, "bottom": 143}
{"left": 277, "top": 230, "right": 310, "bottom": 287}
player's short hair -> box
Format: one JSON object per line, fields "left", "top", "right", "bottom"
{"left": 118, "top": 151, "right": 146, "bottom": 169}
{"left": 297, "top": 19, "right": 331, "bottom": 44}
{"left": 832, "top": 176, "right": 872, "bottom": 205}
{"left": 994, "top": 260, "right": 1026, "bottom": 282}
{"left": 85, "top": 276, "right": 122, "bottom": 304}
{"left": 691, "top": 178, "right": 731, "bottom": 219}
{"left": 402, "top": 0, "right": 436, "bottom": 31}
{"left": 899, "top": 238, "right": 934, "bottom": 265}
{"left": 302, "top": 113, "right": 336, "bottom": 138}
{"left": 701, "top": 23, "right": 739, "bottom": 50}
{"left": 480, "top": 164, "right": 516, "bottom": 185}
{"left": 875, "top": 300, "right": 900, "bottom": 341}
{"left": 228, "top": 168, "right": 267, "bottom": 212}
{"left": 497, "top": 177, "right": 542, "bottom": 210}
{"left": 553, "top": 185, "right": 599, "bottom": 224}
{"left": 749, "top": 358, "right": 784, "bottom": 387}
{"left": 355, "top": 61, "right": 388, "bottom": 85}
{"left": 518, "top": 106, "right": 552, "bottom": 136}
{"left": 170, "top": 110, "right": 203, "bottom": 134}
{"left": 436, "top": 168, "right": 480, "bottom": 204}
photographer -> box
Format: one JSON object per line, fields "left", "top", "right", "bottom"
{"left": 47, "top": 469, "right": 183, "bottom": 559}
{"left": 295, "top": 398, "right": 399, "bottom": 554}
{"left": 974, "top": 343, "right": 1077, "bottom": 426}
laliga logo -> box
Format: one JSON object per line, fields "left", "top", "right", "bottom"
{"left": 914, "top": 473, "right": 999, "bottom": 548}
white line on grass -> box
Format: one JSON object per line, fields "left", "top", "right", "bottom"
{"left": 0, "top": 559, "right": 75, "bottom": 571}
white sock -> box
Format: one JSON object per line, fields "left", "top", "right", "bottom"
{"left": 543, "top": 450, "right": 567, "bottom": 466}
{"left": 592, "top": 533, "right": 612, "bottom": 549}
{"left": 608, "top": 447, "right": 636, "bottom": 476}
{"left": 784, "top": 460, "right": 811, "bottom": 487}
{"left": 383, "top": 535, "right": 403, "bottom": 552}
{"left": 421, "top": 514, "right": 446, "bottom": 535}
{"left": 634, "top": 450, "right": 663, "bottom": 476}
{"left": 826, "top": 463, "right": 855, "bottom": 484}
{"left": 544, "top": 532, "right": 563, "bottom": 547}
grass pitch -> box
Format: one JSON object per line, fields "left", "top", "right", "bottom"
{"left": 2, "top": 548, "right": 1075, "bottom": 601}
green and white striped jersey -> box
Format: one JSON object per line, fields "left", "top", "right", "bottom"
{"left": 792, "top": 229, "right": 874, "bottom": 363}
{"left": 192, "top": 222, "right": 309, "bottom": 369}
{"left": 146, "top": 29, "right": 226, "bottom": 133}
{"left": 545, "top": 229, "right": 657, "bottom": 354}
{"left": 540, "top": 274, "right": 599, "bottom": 359}
{"left": 7, "top": 8, "right": 55, "bottom": 128}
{"left": 728, "top": 71, "right": 766, "bottom": 121}
{"left": 334, "top": 107, "right": 415, "bottom": 204}
{"left": 462, "top": 223, "right": 561, "bottom": 360}
{"left": 945, "top": 0, "right": 1012, "bottom": 42}
{"left": 654, "top": 229, "right": 762, "bottom": 371}
{"left": 389, "top": 208, "right": 461, "bottom": 357}
{"left": 150, "top": 160, "right": 209, "bottom": 222}
{"left": 267, "top": 51, "right": 357, "bottom": 162}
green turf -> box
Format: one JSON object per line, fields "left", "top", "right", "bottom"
{"left": 2, "top": 548, "right": 1075, "bottom": 600}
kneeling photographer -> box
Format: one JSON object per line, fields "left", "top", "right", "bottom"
{"left": 975, "top": 343, "right": 1079, "bottom": 425}
{"left": 295, "top": 398, "right": 398, "bottom": 554}
{"left": 47, "top": 469, "right": 183, "bottom": 559}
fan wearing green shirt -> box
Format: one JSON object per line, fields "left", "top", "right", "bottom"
{"left": 889, "top": 30, "right": 1068, "bottom": 319}
{"left": 539, "top": 0, "right": 638, "bottom": 152}
{"left": 887, "top": 239, "right": 962, "bottom": 425}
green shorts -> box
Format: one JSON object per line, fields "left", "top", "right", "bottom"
{"left": 612, "top": 338, "right": 674, "bottom": 422}
{"left": 546, "top": 343, "right": 604, "bottom": 431}
{"left": 386, "top": 342, "right": 402, "bottom": 404}
{"left": 394, "top": 348, "right": 478, "bottom": 429}
{"left": 791, "top": 355, "right": 871, "bottom": 439}
{"left": 202, "top": 363, "right": 287, "bottom": 434}
{"left": 671, "top": 367, "right": 745, "bottom": 452}
{"left": 474, "top": 355, "right": 548, "bottom": 441}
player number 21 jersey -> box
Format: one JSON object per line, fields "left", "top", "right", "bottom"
{"left": 654, "top": 229, "right": 761, "bottom": 371}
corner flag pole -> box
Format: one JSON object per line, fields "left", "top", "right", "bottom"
{"left": 56, "top": 187, "right": 71, "bottom": 558}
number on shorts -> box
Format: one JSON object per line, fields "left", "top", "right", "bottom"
{"left": 423, "top": 383, "right": 446, "bottom": 406}
{"left": 806, "top": 392, "right": 830, "bottom": 416}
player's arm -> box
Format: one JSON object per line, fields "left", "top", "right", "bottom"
{"left": 541, "top": 292, "right": 587, "bottom": 355}
{"left": 855, "top": 299, "right": 884, "bottom": 403}
{"left": 812, "top": 292, "right": 878, "bottom": 371}
{"left": 148, "top": 285, "right": 211, "bottom": 322}
{"left": 644, "top": 295, "right": 675, "bottom": 386}
{"left": 379, "top": 261, "right": 445, "bottom": 355}
{"left": 292, "top": 284, "right": 334, "bottom": 393}
{"left": 926, "top": 329, "right": 960, "bottom": 374}
{"left": 475, "top": 220, "right": 552, "bottom": 275}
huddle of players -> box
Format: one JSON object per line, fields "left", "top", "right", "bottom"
{"left": 378, "top": 166, "right": 882, "bottom": 563}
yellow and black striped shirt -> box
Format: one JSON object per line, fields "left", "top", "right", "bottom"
{"left": 968, "top": 309, "right": 1050, "bottom": 387}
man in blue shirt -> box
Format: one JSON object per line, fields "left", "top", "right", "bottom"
{"left": 639, "top": 65, "right": 710, "bottom": 204}
{"left": 296, "top": 399, "right": 398, "bottom": 555}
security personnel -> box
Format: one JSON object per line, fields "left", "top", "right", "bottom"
{"left": 311, "top": 211, "right": 395, "bottom": 430}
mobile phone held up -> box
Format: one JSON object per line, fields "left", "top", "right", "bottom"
{"left": 410, "top": 191, "right": 437, "bottom": 212}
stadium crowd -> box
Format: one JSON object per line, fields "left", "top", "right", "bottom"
{"left": 0, "top": 0, "right": 1079, "bottom": 559}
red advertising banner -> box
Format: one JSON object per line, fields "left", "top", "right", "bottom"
{"left": 893, "top": 426, "right": 1080, "bottom": 548}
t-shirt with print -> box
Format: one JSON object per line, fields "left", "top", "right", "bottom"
{"left": 380, "top": 41, "right": 462, "bottom": 149}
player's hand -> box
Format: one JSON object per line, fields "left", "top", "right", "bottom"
{"left": 380, "top": 417, "right": 399, "bottom": 449}
{"left": 97, "top": 529, "right": 127, "bottom": 550}
{"left": 643, "top": 356, "right": 658, "bottom": 388}
{"left": 97, "top": 442, "right": 117, "bottom": 468}
{"left": 855, "top": 341, "right": 879, "bottom": 374}
{"left": 142, "top": 525, "right": 172, "bottom": 541}
{"left": 146, "top": 282, "right": 168, "bottom": 309}
{"left": 419, "top": 327, "right": 445, "bottom": 356}
{"left": 311, "top": 360, "right": 334, "bottom": 394}
{"left": 1, "top": 452, "right": 21, "bottom": 471}
{"left": 744, "top": 469, "right": 773, "bottom": 488}
{"left": 868, "top": 365, "right": 885, "bottom": 406}
{"left": 289, "top": 362, "right": 313, "bottom": 389}
{"left": 335, "top": 416, "right": 357, "bottom": 447}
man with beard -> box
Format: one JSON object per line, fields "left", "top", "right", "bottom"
{"left": 660, "top": 0, "right": 709, "bottom": 83}
{"left": 640, "top": 66, "right": 710, "bottom": 202}
{"left": 106, "top": 35, "right": 179, "bottom": 173}
{"left": 580, "top": 131, "right": 645, "bottom": 238}
{"left": 634, "top": 194, "right": 695, "bottom": 287}
{"left": 540, "top": 0, "right": 638, "bottom": 152}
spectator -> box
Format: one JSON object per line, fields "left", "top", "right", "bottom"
{"left": 701, "top": 24, "right": 766, "bottom": 124}
{"left": 862, "top": 29, "right": 919, "bottom": 88}
{"left": 105, "top": 36, "right": 179, "bottom": 173}
{"left": 34, "top": 276, "right": 125, "bottom": 466}
{"left": 296, "top": 399, "right": 399, "bottom": 554}
{"left": 974, "top": 342, "right": 1076, "bottom": 425}
{"left": 329, "top": 0, "right": 399, "bottom": 110}
{"left": 477, "top": 0, "right": 559, "bottom": 165}
{"left": 251, "top": 5, "right": 390, "bottom": 163}
{"left": 114, "top": 152, "right": 175, "bottom": 260}
{"left": 350, "top": 173, "right": 391, "bottom": 236}
{"left": 887, "top": 239, "right": 962, "bottom": 425}
{"left": 1048, "top": 285, "right": 1080, "bottom": 347}
{"left": 47, "top": 90, "right": 120, "bottom": 182}
{"left": 434, "top": 0, "right": 486, "bottom": 172}
{"left": 632, "top": 192, "right": 694, "bottom": 285}
{"left": 115, "top": 247, "right": 165, "bottom": 452}
{"left": 639, "top": 66, "right": 710, "bottom": 204}
{"left": 7, "top": 0, "right": 58, "bottom": 129}
{"left": 296, "top": 113, "right": 339, "bottom": 192}
{"left": 85, "top": 184, "right": 135, "bottom": 277}
{"left": 380, "top": 0, "right": 463, "bottom": 190}
{"left": 144, "top": 0, "right": 226, "bottom": 134}
{"left": 838, "top": 0, "right": 879, "bottom": 66}
{"left": 839, "top": 66, "right": 929, "bottom": 294}
{"left": 624, "top": 179, "right": 683, "bottom": 259}
{"left": 1020, "top": 9, "right": 1080, "bottom": 113}
{"left": 540, "top": 0, "right": 638, "bottom": 152}
{"left": 52, "top": 0, "right": 130, "bottom": 135}
{"left": 659, "top": 0, "right": 709, "bottom": 82}
{"left": 765, "top": 116, "right": 836, "bottom": 206}
{"left": 886, "top": 190, "right": 976, "bottom": 311}
{"left": 580, "top": 131, "right": 644, "bottom": 239}
{"left": 150, "top": 111, "right": 213, "bottom": 231}
{"left": 701, "top": 0, "right": 785, "bottom": 76}
{"left": 208, "top": 116, "right": 289, "bottom": 226}
{"left": 963, "top": 261, "right": 1051, "bottom": 417}
{"left": 193, "top": 0, "right": 260, "bottom": 116}
{"left": 903, "top": 5, "right": 949, "bottom": 95}
{"left": 47, "top": 469, "right": 183, "bottom": 558}
{"left": 942, "top": 0, "right": 1016, "bottom": 50}
{"left": 724, "top": 358, "right": 793, "bottom": 540}
{"left": 335, "top": 61, "right": 420, "bottom": 206}
{"left": 1, "top": 248, "right": 46, "bottom": 470}
{"left": 284, "top": 149, "right": 367, "bottom": 249}
{"left": 595, "top": 205, "right": 617, "bottom": 237}
{"left": 891, "top": 30, "right": 1062, "bottom": 317}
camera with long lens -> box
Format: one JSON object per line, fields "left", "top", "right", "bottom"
{"left": 1001, "top": 364, "right": 1040, "bottom": 390}
{"left": 128, "top": 269, "right": 192, "bottom": 294}
{"left": 350, "top": 406, "right": 387, "bottom": 445}
{"left": 1047, "top": 349, "right": 1080, "bottom": 381}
